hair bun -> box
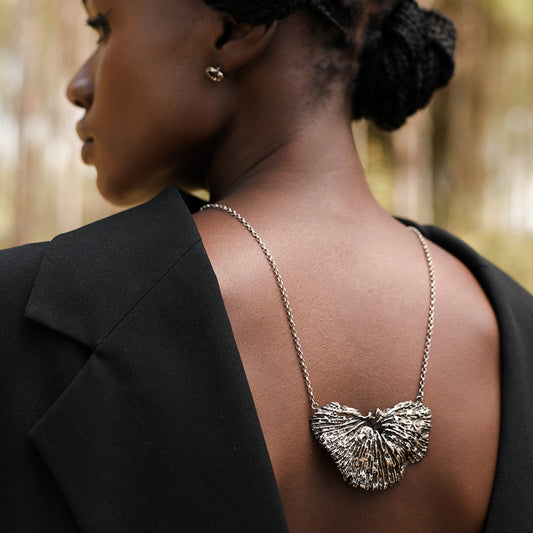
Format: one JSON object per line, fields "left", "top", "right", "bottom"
{"left": 203, "top": 0, "right": 306, "bottom": 25}
{"left": 351, "top": 0, "right": 457, "bottom": 131}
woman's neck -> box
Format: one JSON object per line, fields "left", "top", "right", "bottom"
{"left": 205, "top": 107, "right": 381, "bottom": 222}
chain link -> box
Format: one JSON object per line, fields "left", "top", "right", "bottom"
{"left": 201, "top": 204, "right": 435, "bottom": 408}
{"left": 406, "top": 227, "right": 436, "bottom": 403}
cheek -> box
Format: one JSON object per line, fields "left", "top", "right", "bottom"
{"left": 107, "top": 41, "right": 220, "bottom": 143}
{"left": 91, "top": 45, "right": 226, "bottom": 203}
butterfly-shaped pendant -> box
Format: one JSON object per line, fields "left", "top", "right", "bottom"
{"left": 310, "top": 400, "right": 431, "bottom": 491}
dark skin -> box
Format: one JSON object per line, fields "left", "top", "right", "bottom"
{"left": 69, "top": 1, "right": 501, "bottom": 531}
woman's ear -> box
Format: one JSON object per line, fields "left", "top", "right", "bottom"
{"left": 213, "top": 16, "right": 278, "bottom": 76}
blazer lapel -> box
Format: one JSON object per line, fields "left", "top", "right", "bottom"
{"left": 25, "top": 186, "right": 288, "bottom": 532}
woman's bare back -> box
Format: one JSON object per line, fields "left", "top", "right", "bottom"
{"left": 196, "top": 207, "right": 500, "bottom": 533}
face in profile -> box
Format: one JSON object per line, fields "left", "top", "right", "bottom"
{"left": 68, "top": 0, "right": 226, "bottom": 205}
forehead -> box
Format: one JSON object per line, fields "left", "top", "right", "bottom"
{"left": 79, "top": 0, "right": 220, "bottom": 50}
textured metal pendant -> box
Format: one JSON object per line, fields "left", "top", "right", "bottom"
{"left": 310, "top": 400, "right": 431, "bottom": 491}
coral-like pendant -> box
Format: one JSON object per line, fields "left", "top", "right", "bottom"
{"left": 310, "top": 400, "right": 431, "bottom": 491}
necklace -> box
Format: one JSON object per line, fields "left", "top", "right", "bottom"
{"left": 200, "top": 203, "right": 436, "bottom": 491}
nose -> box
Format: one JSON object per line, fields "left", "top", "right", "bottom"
{"left": 66, "top": 58, "right": 94, "bottom": 110}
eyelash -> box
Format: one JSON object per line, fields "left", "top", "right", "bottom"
{"left": 87, "top": 12, "right": 112, "bottom": 44}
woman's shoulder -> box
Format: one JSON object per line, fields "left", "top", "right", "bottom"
{"left": 0, "top": 186, "right": 210, "bottom": 334}
{"left": 406, "top": 220, "right": 533, "bottom": 308}
{"left": 0, "top": 242, "right": 50, "bottom": 296}
{"left": 1, "top": 186, "right": 202, "bottom": 284}
{"left": 1, "top": 186, "right": 213, "bottom": 340}
{"left": 0, "top": 243, "right": 52, "bottom": 327}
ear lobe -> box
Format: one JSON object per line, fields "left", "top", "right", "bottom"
{"left": 215, "top": 17, "right": 278, "bottom": 76}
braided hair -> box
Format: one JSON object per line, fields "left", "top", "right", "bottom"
{"left": 203, "top": 0, "right": 456, "bottom": 131}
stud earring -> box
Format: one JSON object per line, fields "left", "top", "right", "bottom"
{"left": 205, "top": 66, "right": 225, "bottom": 83}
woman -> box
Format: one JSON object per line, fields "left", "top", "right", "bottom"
{"left": 1, "top": 0, "right": 532, "bottom": 531}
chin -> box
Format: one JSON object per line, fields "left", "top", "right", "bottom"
{"left": 96, "top": 175, "right": 163, "bottom": 208}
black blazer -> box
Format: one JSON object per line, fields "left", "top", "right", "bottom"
{"left": 1, "top": 186, "right": 532, "bottom": 531}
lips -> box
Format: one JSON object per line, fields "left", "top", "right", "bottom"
{"left": 76, "top": 120, "right": 95, "bottom": 164}
{"left": 81, "top": 139, "right": 94, "bottom": 164}
{"left": 76, "top": 119, "right": 91, "bottom": 142}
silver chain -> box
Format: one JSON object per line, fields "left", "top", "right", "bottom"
{"left": 407, "top": 226, "right": 436, "bottom": 403}
{"left": 200, "top": 204, "right": 436, "bottom": 409}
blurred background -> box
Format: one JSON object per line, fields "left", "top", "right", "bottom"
{"left": 1, "top": 0, "right": 532, "bottom": 290}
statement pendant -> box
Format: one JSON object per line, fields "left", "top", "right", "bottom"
{"left": 310, "top": 400, "right": 431, "bottom": 491}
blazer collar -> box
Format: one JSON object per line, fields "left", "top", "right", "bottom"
{"left": 25, "top": 185, "right": 202, "bottom": 348}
